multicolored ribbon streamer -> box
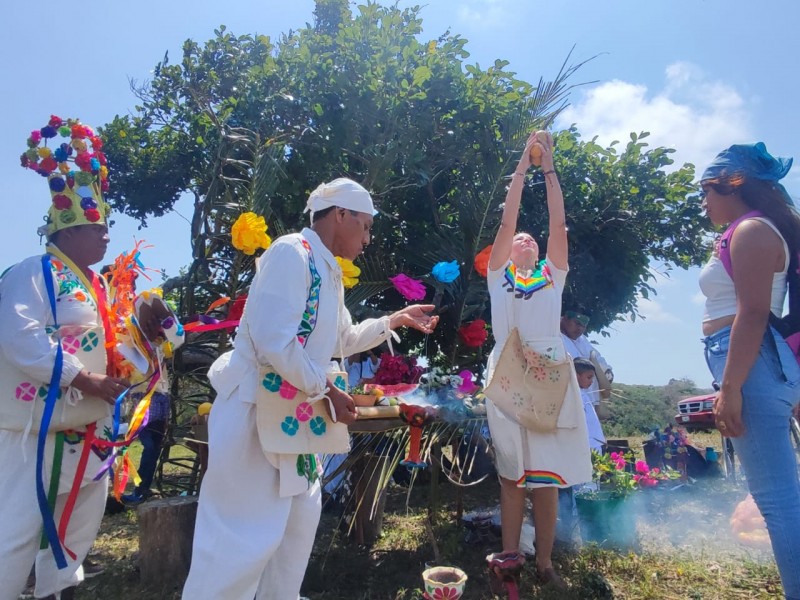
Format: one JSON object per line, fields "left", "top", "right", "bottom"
{"left": 92, "top": 319, "right": 162, "bottom": 499}
{"left": 37, "top": 254, "right": 68, "bottom": 569}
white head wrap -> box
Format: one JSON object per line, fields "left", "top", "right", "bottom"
{"left": 304, "top": 178, "right": 376, "bottom": 223}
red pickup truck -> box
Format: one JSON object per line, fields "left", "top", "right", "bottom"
{"left": 675, "top": 393, "right": 716, "bottom": 432}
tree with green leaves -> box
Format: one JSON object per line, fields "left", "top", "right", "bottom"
{"left": 101, "top": 0, "right": 707, "bottom": 383}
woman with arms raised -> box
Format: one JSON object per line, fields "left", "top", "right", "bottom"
{"left": 483, "top": 130, "right": 591, "bottom": 591}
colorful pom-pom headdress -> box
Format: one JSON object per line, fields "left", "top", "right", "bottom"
{"left": 20, "top": 115, "right": 111, "bottom": 236}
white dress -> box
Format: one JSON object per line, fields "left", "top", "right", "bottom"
{"left": 485, "top": 257, "right": 592, "bottom": 488}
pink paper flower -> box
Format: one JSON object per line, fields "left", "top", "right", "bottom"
{"left": 456, "top": 370, "right": 478, "bottom": 394}
{"left": 390, "top": 273, "right": 427, "bottom": 301}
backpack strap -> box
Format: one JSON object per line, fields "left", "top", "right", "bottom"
{"left": 718, "top": 210, "right": 764, "bottom": 279}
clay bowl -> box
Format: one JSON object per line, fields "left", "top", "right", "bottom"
{"left": 422, "top": 566, "right": 467, "bottom": 599}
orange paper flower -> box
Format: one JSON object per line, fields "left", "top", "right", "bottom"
{"left": 231, "top": 212, "right": 272, "bottom": 255}
{"left": 474, "top": 245, "right": 493, "bottom": 277}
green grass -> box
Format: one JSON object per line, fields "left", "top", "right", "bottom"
{"left": 74, "top": 433, "right": 785, "bottom": 599}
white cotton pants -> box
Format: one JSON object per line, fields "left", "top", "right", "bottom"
{"left": 182, "top": 391, "right": 322, "bottom": 600}
{"left": 0, "top": 428, "right": 108, "bottom": 600}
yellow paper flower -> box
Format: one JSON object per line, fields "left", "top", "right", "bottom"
{"left": 231, "top": 212, "right": 272, "bottom": 255}
{"left": 335, "top": 257, "right": 361, "bottom": 288}
{"left": 38, "top": 147, "right": 52, "bottom": 159}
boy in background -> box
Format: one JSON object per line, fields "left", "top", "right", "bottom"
{"left": 556, "top": 358, "right": 607, "bottom": 547}
{"left": 574, "top": 358, "right": 606, "bottom": 452}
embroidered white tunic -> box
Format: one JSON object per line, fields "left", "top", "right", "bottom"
{"left": 0, "top": 250, "right": 113, "bottom": 597}
{"left": 207, "top": 228, "right": 392, "bottom": 496}
{"left": 0, "top": 252, "right": 111, "bottom": 432}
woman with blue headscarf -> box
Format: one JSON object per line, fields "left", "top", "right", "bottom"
{"left": 699, "top": 142, "right": 800, "bottom": 599}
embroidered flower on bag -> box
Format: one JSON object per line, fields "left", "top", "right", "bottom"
{"left": 280, "top": 416, "right": 300, "bottom": 436}
{"left": 15, "top": 382, "right": 37, "bottom": 402}
{"left": 309, "top": 416, "right": 327, "bottom": 436}
{"left": 499, "top": 375, "right": 511, "bottom": 392}
{"left": 262, "top": 372, "right": 282, "bottom": 392}
{"left": 533, "top": 367, "right": 546, "bottom": 381}
{"left": 279, "top": 380, "right": 298, "bottom": 400}
{"left": 295, "top": 402, "right": 314, "bottom": 422}
{"left": 514, "top": 346, "right": 525, "bottom": 363}
{"left": 522, "top": 346, "right": 537, "bottom": 366}
{"left": 333, "top": 375, "right": 347, "bottom": 391}
{"left": 62, "top": 336, "right": 80, "bottom": 354}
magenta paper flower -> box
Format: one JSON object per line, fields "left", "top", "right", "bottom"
{"left": 457, "top": 370, "right": 478, "bottom": 394}
{"left": 390, "top": 273, "right": 427, "bottom": 301}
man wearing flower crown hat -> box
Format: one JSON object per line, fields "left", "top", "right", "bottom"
{"left": 183, "top": 178, "right": 440, "bottom": 600}
{"left": 0, "top": 117, "right": 129, "bottom": 600}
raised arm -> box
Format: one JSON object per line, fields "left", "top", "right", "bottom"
{"left": 538, "top": 132, "right": 568, "bottom": 270}
{"left": 488, "top": 131, "right": 537, "bottom": 271}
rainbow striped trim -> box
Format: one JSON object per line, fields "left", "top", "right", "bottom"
{"left": 516, "top": 470, "right": 567, "bottom": 487}
{"left": 503, "top": 261, "right": 553, "bottom": 300}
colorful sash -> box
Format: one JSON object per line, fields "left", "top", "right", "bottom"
{"left": 36, "top": 254, "right": 69, "bottom": 568}
{"left": 502, "top": 260, "right": 553, "bottom": 300}
{"left": 38, "top": 249, "right": 163, "bottom": 566}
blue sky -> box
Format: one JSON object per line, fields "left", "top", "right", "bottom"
{"left": 2, "top": 0, "right": 798, "bottom": 386}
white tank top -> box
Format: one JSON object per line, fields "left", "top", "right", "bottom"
{"left": 699, "top": 217, "right": 789, "bottom": 322}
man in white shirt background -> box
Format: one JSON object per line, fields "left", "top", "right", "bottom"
{"left": 560, "top": 309, "right": 614, "bottom": 411}
{"left": 343, "top": 349, "right": 381, "bottom": 389}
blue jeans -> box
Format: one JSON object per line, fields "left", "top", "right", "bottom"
{"left": 705, "top": 325, "right": 800, "bottom": 600}
{"left": 135, "top": 420, "right": 166, "bottom": 495}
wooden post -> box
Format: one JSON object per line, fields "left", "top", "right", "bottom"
{"left": 428, "top": 441, "right": 441, "bottom": 524}
{"left": 138, "top": 496, "right": 198, "bottom": 589}
{"left": 351, "top": 452, "right": 389, "bottom": 546}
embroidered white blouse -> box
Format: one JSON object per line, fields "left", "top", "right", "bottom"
{"left": 209, "top": 228, "right": 393, "bottom": 408}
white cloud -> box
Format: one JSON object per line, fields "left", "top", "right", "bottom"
{"left": 457, "top": 0, "right": 508, "bottom": 26}
{"left": 691, "top": 291, "right": 706, "bottom": 305}
{"left": 627, "top": 294, "right": 680, "bottom": 324}
{"left": 557, "top": 62, "right": 753, "bottom": 174}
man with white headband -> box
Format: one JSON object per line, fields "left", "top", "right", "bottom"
{"left": 183, "top": 178, "right": 439, "bottom": 600}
